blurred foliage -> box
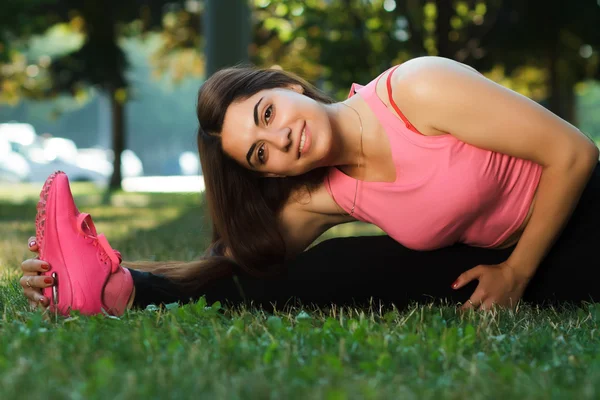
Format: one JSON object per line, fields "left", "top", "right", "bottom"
{"left": 0, "top": 0, "right": 599, "bottom": 185}
{"left": 0, "top": 0, "right": 205, "bottom": 189}
{"left": 250, "top": 0, "right": 550, "bottom": 99}
{"left": 249, "top": 0, "right": 600, "bottom": 117}
{"left": 0, "top": 1, "right": 203, "bottom": 100}
{"left": 0, "top": 3, "right": 203, "bottom": 103}
{"left": 578, "top": 81, "right": 600, "bottom": 141}
{"left": 1, "top": 0, "right": 599, "bottom": 119}
{"left": 149, "top": 3, "right": 205, "bottom": 83}
{"left": 0, "top": 2, "right": 80, "bottom": 105}
{"left": 476, "top": 0, "right": 600, "bottom": 123}
{"left": 252, "top": 0, "right": 411, "bottom": 99}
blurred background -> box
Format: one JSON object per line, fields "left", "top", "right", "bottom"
{"left": 1, "top": 0, "right": 599, "bottom": 193}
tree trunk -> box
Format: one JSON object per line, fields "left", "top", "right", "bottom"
{"left": 435, "top": 0, "right": 452, "bottom": 58}
{"left": 547, "top": 42, "right": 577, "bottom": 125}
{"left": 109, "top": 88, "right": 125, "bottom": 190}
{"left": 204, "top": 0, "right": 250, "bottom": 77}
{"left": 561, "top": 73, "right": 577, "bottom": 126}
{"left": 547, "top": 42, "right": 561, "bottom": 118}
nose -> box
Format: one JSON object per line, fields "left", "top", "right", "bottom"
{"left": 264, "top": 127, "right": 292, "bottom": 151}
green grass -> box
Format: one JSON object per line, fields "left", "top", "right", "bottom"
{"left": 1, "top": 184, "right": 599, "bottom": 399}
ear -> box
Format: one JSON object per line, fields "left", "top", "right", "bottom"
{"left": 288, "top": 84, "right": 304, "bottom": 94}
{"left": 263, "top": 172, "right": 286, "bottom": 178}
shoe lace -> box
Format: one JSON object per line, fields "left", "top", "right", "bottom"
{"left": 77, "top": 213, "right": 121, "bottom": 273}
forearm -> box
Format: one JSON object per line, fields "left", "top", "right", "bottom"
{"left": 507, "top": 154, "right": 598, "bottom": 280}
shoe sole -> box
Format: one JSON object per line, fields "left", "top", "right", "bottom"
{"left": 36, "top": 171, "right": 73, "bottom": 314}
{"left": 35, "top": 171, "right": 61, "bottom": 254}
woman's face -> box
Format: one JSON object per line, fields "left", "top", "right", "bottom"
{"left": 220, "top": 86, "right": 333, "bottom": 177}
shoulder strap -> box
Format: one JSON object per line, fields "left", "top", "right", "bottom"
{"left": 347, "top": 83, "right": 364, "bottom": 99}
{"left": 385, "top": 65, "right": 420, "bottom": 134}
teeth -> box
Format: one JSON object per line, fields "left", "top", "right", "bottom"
{"left": 299, "top": 128, "right": 306, "bottom": 154}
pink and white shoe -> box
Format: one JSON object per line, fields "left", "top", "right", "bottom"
{"left": 35, "top": 171, "right": 134, "bottom": 316}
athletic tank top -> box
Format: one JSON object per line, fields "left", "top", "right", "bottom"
{"left": 325, "top": 66, "right": 543, "bottom": 250}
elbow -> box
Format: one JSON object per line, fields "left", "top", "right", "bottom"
{"left": 559, "top": 143, "right": 599, "bottom": 175}
{"left": 555, "top": 143, "right": 599, "bottom": 177}
{"left": 587, "top": 143, "right": 600, "bottom": 164}
{"left": 575, "top": 143, "right": 599, "bottom": 170}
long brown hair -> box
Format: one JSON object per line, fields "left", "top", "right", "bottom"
{"left": 128, "top": 66, "right": 333, "bottom": 294}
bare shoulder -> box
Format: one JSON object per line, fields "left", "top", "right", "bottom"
{"left": 375, "top": 57, "right": 483, "bottom": 135}
{"left": 392, "top": 56, "right": 481, "bottom": 86}
{"left": 378, "top": 57, "right": 596, "bottom": 165}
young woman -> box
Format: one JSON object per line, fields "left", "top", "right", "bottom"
{"left": 20, "top": 56, "right": 599, "bottom": 314}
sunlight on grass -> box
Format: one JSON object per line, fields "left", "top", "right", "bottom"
{"left": 0, "top": 182, "right": 206, "bottom": 275}
{"left": 1, "top": 184, "right": 599, "bottom": 399}
{"left": 0, "top": 182, "right": 100, "bottom": 203}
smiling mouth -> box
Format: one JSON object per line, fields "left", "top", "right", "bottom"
{"left": 298, "top": 126, "right": 306, "bottom": 159}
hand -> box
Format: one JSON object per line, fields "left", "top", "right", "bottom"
{"left": 451, "top": 262, "right": 529, "bottom": 311}
{"left": 20, "top": 236, "right": 54, "bottom": 310}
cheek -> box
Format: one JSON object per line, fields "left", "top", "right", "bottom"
{"left": 269, "top": 153, "right": 292, "bottom": 173}
{"left": 314, "top": 121, "right": 332, "bottom": 152}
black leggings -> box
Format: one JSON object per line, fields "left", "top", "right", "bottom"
{"left": 130, "top": 162, "right": 600, "bottom": 310}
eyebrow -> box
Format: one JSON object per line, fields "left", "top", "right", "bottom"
{"left": 246, "top": 142, "right": 257, "bottom": 168}
{"left": 246, "top": 97, "right": 264, "bottom": 168}
{"left": 253, "top": 97, "right": 263, "bottom": 126}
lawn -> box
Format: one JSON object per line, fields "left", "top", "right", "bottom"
{"left": 0, "top": 183, "right": 599, "bottom": 399}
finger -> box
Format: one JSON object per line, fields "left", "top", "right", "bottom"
{"left": 21, "top": 258, "right": 50, "bottom": 274}
{"left": 27, "top": 237, "right": 39, "bottom": 253}
{"left": 478, "top": 301, "right": 497, "bottom": 312}
{"left": 461, "top": 300, "right": 474, "bottom": 311}
{"left": 452, "top": 265, "right": 485, "bottom": 290}
{"left": 38, "top": 296, "right": 49, "bottom": 309}
{"left": 20, "top": 275, "right": 54, "bottom": 290}
{"left": 29, "top": 299, "right": 48, "bottom": 311}
{"left": 23, "top": 287, "right": 48, "bottom": 305}
{"left": 461, "top": 291, "right": 485, "bottom": 311}
{"left": 461, "top": 300, "right": 483, "bottom": 311}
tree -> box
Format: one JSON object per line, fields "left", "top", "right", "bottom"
{"left": 252, "top": 0, "right": 412, "bottom": 98}
{"left": 478, "top": 0, "right": 600, "bottom": 123}
{"left": 254, "top": 0, "right": 599, "bottom": 124}
{"left": 1, "top": 0, "right": 203, "bottom": 190}
{"left": 204, "top": 0, "right": 250, "bottom": 77}
{"left": 251, "top": 0, "right": 503, "bottom": 99}
{"left": 397, "top": 0, "right": 599, "bottom": 123}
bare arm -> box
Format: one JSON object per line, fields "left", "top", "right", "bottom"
{"left": 278, "top": 204, "right": 330, "bottom": 259}
{"left": 277, "top": 184, "right": 356, "bottom": 259}
{"left": 397, "top": 57, "right": 597, "bottom": 277}
{"left": 393, "top": 56, "right": 598, "bottom": 294}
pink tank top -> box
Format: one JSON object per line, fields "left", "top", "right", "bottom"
{"left": 325, "top": 66, "right": 543, "bottom": 250}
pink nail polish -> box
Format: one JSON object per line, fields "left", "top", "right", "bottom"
{"left": 29, "top": 240, "right": 36, "bottom": 248}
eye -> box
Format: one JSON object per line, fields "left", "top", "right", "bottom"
{"left": 257, "top": 143, "right": 266, "bottom": 164}
{"left": 264, "top": 105, "right": 273, "bottom": 124}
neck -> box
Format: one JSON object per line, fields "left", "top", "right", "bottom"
{"left": 323, "top": 101, "right": 364, "bottom": 168}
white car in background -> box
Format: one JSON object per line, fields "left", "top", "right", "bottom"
{"left": 76, "top": 147, "right": 144, "bottom": 179}
{"left": 0, "top": 122, "right": 143, "bottom": 185}
{"left": 0, "top": 137, "right": 30, "bottom": 183}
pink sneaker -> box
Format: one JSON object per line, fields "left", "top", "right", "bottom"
{"left": 35, "top": 171, "right": 134, "bottom": 316}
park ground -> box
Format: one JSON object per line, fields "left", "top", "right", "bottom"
{"left": 0, "top": 184, "right": 598, "bottom": 399}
